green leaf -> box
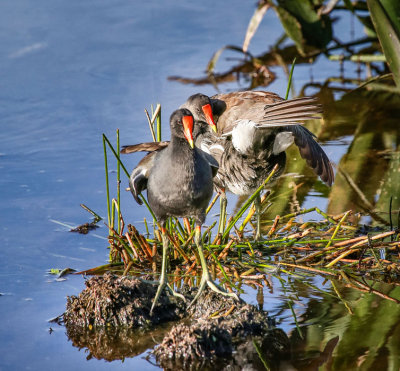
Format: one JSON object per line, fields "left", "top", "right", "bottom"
{"left": 367, "top": 0, "right": 400, "bottom": 87}
{"left": 274, "top": 0, "right": 332, "bottom": 54}
{"left": 275, "top": 6, "right": 305, "bottom": 55}
{"left": 380, "top": 0, "right": 400, "bottom": 36}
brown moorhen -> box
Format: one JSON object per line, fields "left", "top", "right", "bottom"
{"left": 129, "top": 108, "right": 238, "bottom": 314}
{"left": 123, "top": 91, "right": 334, "bottom": 239}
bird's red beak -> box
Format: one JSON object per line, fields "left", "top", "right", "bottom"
{"left": 182, "top": 115, "right": 194, "bottom": 148}
{"left": 202, "top": 104, "right": 217, "bottom": 133}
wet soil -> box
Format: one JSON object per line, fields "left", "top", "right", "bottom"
{"left": 64, "top": 273, "right": 289, "bottom": 368}
{"left": 156, "top": 293, "right": 289, "bottom": 370}
{"left": 64, "top": 273, "right": 185, "bottom": 328}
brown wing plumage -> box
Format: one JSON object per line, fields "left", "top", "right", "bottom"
{"left": 121, "top": 141, "right": 169, "bottom": 154}
{"left": 260, "top": 97, "right": 322, "bottom": 126}
{"left": 211, "top": 92, "right": 322, "bottom": 133}
{"left": 211, "top": 91, "right": 282, "bottom": 134}
{"left": 211, "top": 91, "right": 332, "bottom": 186}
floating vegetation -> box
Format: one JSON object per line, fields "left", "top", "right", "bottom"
{"left": 154, "top": 293, "right": 288, "bottom": 370}
{"left": 78, "top": 199, "right": 400, "bottom": 301}
{"left": 70, "top": 204, "right": 102, "bottom": 234}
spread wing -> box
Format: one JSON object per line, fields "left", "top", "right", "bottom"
{"left": 211, "top": 92, "right": 322, "bottom": 134}
{"left": 289, "top": 126, "right": 334, "bottom": 186}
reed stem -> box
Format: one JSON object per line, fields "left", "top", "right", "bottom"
{"left": 103, "top": 135, "right": 111, "bottom": 227}
{"left": 117, "top": 129, "right": 121, "bottom": 234}
{"left": 285, "top": 57, "right": 297, "bottom": 100}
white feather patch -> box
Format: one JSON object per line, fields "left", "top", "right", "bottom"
{"left": 231, "top": 120, "right": 257, "bottom": 154}
{"left": 209, "top": 143, "right": 224, "bottom": 153}
{"left": 201, "top": 142, "right": 211, "bottom": 154}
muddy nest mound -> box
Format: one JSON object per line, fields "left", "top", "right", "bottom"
{"left": 64, "top": 273, "right": 186, "bottom": 328}
{"left": 154, "top": 290, "right": 290, "bottom": 369}
{"left": 63, "top": 274, "right": 289, "bottom": 368}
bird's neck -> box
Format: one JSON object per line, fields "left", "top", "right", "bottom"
{"left": 169, "top": 135, "right": 193, "bottom": 155}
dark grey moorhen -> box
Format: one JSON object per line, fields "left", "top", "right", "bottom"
{"left": 123, "top": 91, "right": 334, "bottom": 239}
{"left": 129, "top": 108, "right": 238, "bottom": 314}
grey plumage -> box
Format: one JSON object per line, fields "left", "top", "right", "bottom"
{"left": 129, "top": 108, "right": 215, "bottom": 225}
{"left": 124, "top": 91, "right": 334, "bottom": 198}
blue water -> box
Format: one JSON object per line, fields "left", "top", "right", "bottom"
{"left": 1, "top": 1, "right": 391, "bottom": 370}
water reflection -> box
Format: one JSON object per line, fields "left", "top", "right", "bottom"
{"left": 288, "top": 279, "right": 400, "bottom": 370}
{"left": 63, "top": 275, "right": 400, "bottom": 370}
{"left": 323, "top": 89, "right": 400, "bottom": 225}
{"left": 250, "top": 86, "right": 400, "bottom": 229}
{"left": 66, "top": 322, "right": 174, "bottom": 362}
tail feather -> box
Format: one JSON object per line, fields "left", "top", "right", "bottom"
{"left": 129, "top": 171, "right": 146, "bottom": 205}
{"left": 121, "top": 141, "right": 168, "bottom": 154}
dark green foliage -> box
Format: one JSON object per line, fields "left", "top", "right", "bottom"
{"left": 275, "top": 0, "right": 332, "bottom": 54}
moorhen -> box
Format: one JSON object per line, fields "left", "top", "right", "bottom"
{"left": 123, "top": 91, "right": 334, "bottom": 238}
{"left": 129, "top": 108, "right": 238, "bottom": 314}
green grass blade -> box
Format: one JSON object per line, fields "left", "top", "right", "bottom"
{"left": 117, "top": 129, "right": 121, "bottom": 234}
{"left": 103, "top": 135, "right": 111, "bottom": 226}
{"left": 144, "top": 108, "right": 156, "bottom": 142}
{"left": 103, "top": 134, "right": 130, "bottom": 178}
{"left": 103, "top": 133, "right": 157, "bottom": 226}
{"left": 79, "top": 204, "right": 102, "bottom": 223}
{"left": 285, "top": 57, "right": 296, "bottom": 100}
{"left": 252, "top": 339, "right": 271, "bottom": 370}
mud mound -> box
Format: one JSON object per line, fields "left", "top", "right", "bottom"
{"left": 154, "top": 290, "right": 289, "bottom": 369}
{"left": 64, "top": 273, "right": 185, "bottom": 328}
{"left": 63, "top": 274, "right": 289, "bottom": 368}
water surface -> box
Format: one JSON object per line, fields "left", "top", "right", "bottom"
{"left": 1, "top": 1, "right": 399, "bottom": 370}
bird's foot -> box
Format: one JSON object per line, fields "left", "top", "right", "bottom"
{"left": 189, "top": 272, "right": 239, "bottom": 307}
{"left": 167, "top": 284, "right": 186, "bottom": 301}
{"left": 150, "top": 281, "right": 185, "bottom": 315}
{"left": 254, "top": 231, "right": 265, "bottom": 244}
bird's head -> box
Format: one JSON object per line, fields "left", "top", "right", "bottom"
{"left": 170, "top": 108, "right": 195, "bottom": 148}
{"left": 182, "top": 93, "right": 217, "bottom": 133}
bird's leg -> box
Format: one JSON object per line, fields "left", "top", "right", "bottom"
{"left": 189, "top": 225, "right": 239, "bottom": 306}
{"left": 254, "top": 193, "right": 262, "bottom": 241}
{"left": 217, "top": 191, "right": 227, "bottom": 236}
{"left": 150, "top": 226, "right": 184, "bottom": 315}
